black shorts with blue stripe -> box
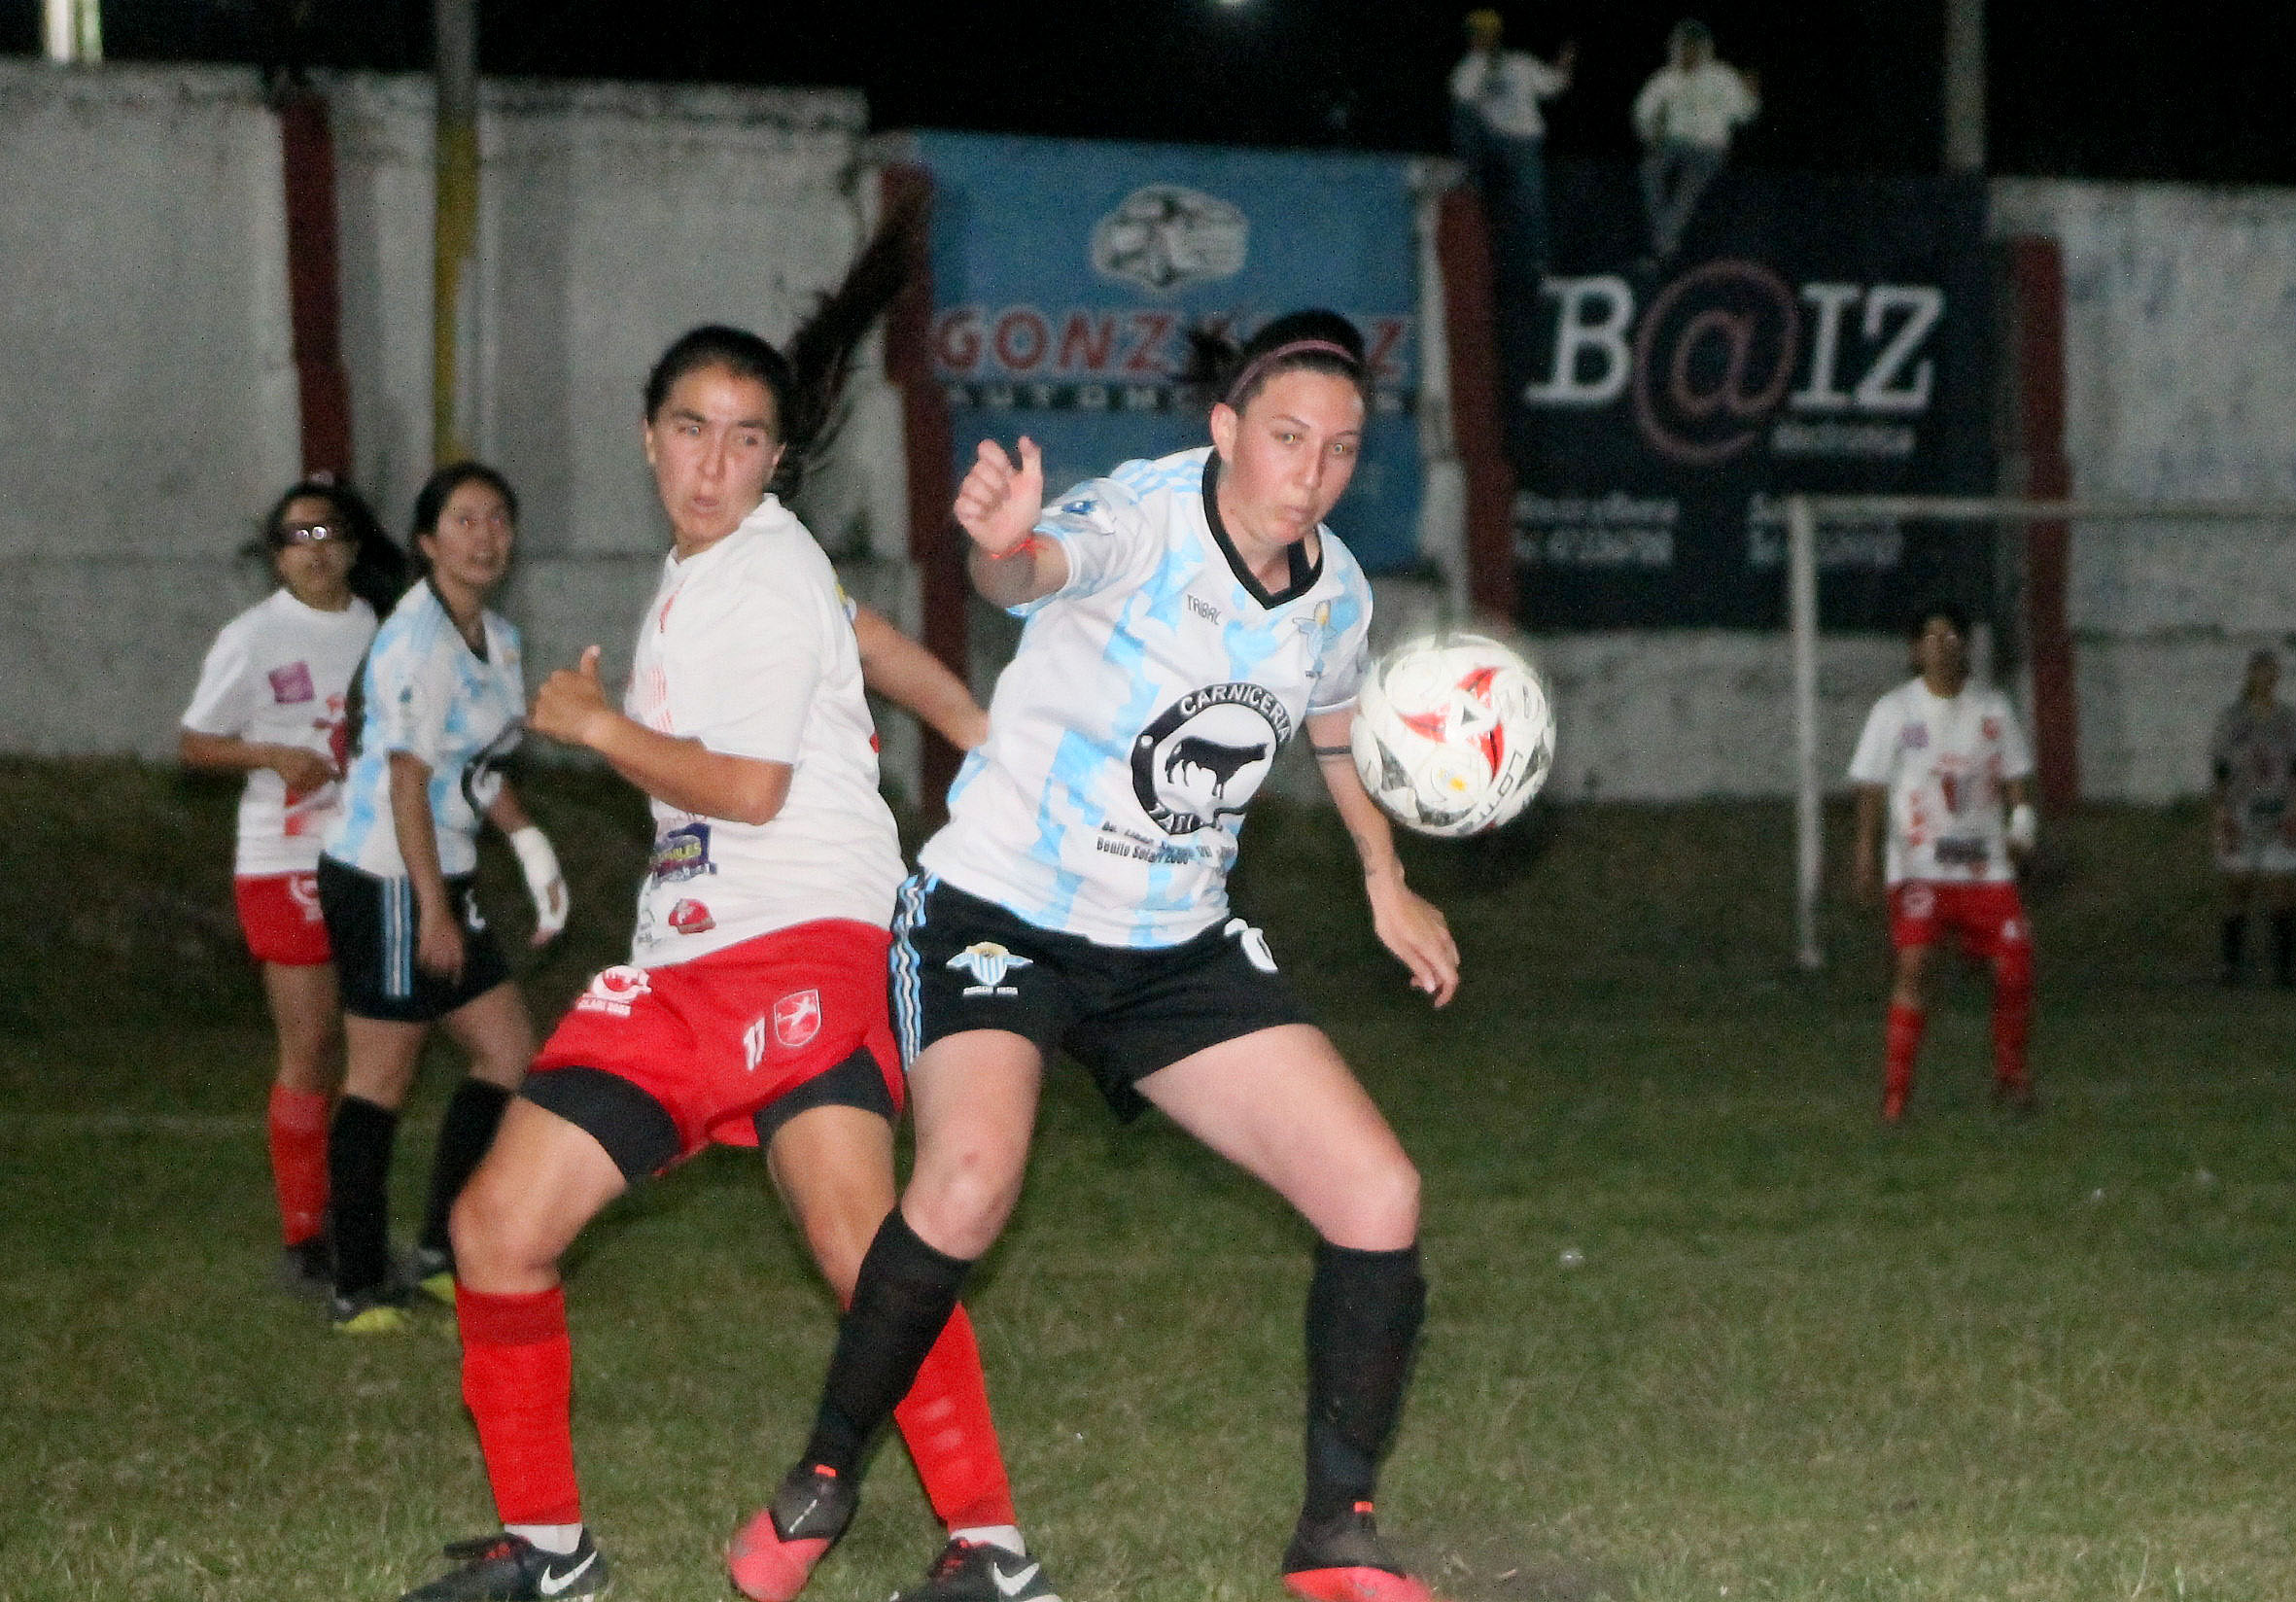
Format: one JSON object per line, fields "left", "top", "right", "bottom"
{"left": 318, "top": 855, "right": 511, "bottom": 1024}
{"left": 888, "top": 874, "right": 1309, "bottom": 1121}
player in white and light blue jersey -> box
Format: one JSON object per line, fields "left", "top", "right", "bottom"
{"left": 315, "top": 463, "right": 564, "bottom": 1334}
{"left": 755, "top": 313, "right": 1462, "bottom": 1602}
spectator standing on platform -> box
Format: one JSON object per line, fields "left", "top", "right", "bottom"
{"left": 2209, "top": 648, "right": 2296, "bottom": 986}
{"left": 1632, "top": 18, "right": 1757, "bottom": 261}
{"left": 1449, "top": 9, "right": 1573, "bottom": 283}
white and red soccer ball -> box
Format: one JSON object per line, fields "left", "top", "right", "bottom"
{"left": 1350, "top": 632, "right": 1555, "bottom": 838}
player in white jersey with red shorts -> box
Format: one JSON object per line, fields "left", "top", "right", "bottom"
{"left": 1849, "top": 603, "right": 2038, "bottom": 1122}
{"left": 739, "top": 312, "right": 1463, "bottom": 1602}
{"left": 182, "top": 477, "right": 403, "bottom": 1288}
{"left": 395, "top": 309, "right": 1038, "bottom": 1602}
{"left": 2209, "top": 649, "right": 2296, "bottom": 986}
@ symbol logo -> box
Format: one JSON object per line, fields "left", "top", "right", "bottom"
{"left": 1091, "top": 185, "right": 1249, "bottom": 295}
{"left": 1632, "top": 259, "right": 1802, "bottom": 466}
{"left": 1131, "top": 683, "right": 1292, "bottom": 835}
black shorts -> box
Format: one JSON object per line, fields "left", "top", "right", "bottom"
{"left": 890, "top": 876, "right": 1310, "bottom": 1120}
{"left": 318, "top": 855, "right": 512, "bottom": 1024}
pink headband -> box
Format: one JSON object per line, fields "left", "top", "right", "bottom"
{"left": 1224, "top": 338, "right": 1362, "bottom": 405}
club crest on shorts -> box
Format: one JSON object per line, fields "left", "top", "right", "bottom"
{"left": 773, "top": 989, "right": 822, "bottom": 1050}
{"left": 287, "top": 872, "right": 322, "bottom": 922}
{"left": 575, "top": 964, "right": 652, "bottom": 1019}
{"left": 948, "top": 941, "right": 1031, "bottom": 996}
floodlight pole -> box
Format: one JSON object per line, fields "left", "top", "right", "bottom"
{"left": 43, "top": 0, "right": 100, "bottom": 61}
{"left": 433, "top": 0, "right": 479, "bottom": 466}
{"left": 1787, "top": 495, "right": 1824, "bottom": 971}
{"left": 1943, "top": 0, "right": 1985, "bottom": 173}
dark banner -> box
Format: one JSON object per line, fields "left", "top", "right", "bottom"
{"left": 1495, "top": 160, "right": 1994, "bottom": 629}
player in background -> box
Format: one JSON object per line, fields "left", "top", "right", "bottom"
{"left": 319, "top": 463, "right": 568, "bottom": 1334}
{"left": 2209, "top": 648, "right": 2296, "bottom": 986}
{"left": 735, "top": 311, "right": 1460, "bottom": 1602}
{"left": 1850, "top": 603, "right": 2037, "bottom": 1122}
{"left": 397, "top": 308, "right": 1035, "bottom": 1602}
{"left": 181, "top": 478, "right": 405, "bottom": 1290}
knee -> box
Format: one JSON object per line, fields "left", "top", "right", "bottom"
{"left": 905, "top": 1139, "right": 1024, "bottom": 1260}
{"left": 449, "top": 1168, "right": 555, "bottom": 1283}
{"left": 1324, "top": 1151, "right": 1421, "bottom": 1252}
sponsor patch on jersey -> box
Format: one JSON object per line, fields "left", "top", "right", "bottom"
{"left": 268, "top": 661, "right": 316, "bottom": 705}
{"left": 574, "top": 964, "right": 652, "bottom": 1019}
{"left": 772, "top": 989, "right": 822, "bottom": 1049}
{"left": 1130, "top": 682, "right": 1292, "bottom": 834}
{"left": 648, "top": 821, "right": 713, "bottom": 883}
{"left": 667, "top": 897, "right": 714, "bottom": 934}
{"left": 1981, "top": 715, "right": 2001, "bottom": 742}
{"left": 1900, "top": 721, "right": 1929, "bottom": 749}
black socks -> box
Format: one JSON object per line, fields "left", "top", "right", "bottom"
{"left": 1302, "top": 1240, "right": 1427, "bottom": 1523}
{"left": 328, "top": 1095, "right": 400, "bottom": 1294}
{"left": 422, "top": 1079, "right": 512, "bottom": 1257}
{"left": 803, "top": 1210, "right": 974, "bottom": 1478}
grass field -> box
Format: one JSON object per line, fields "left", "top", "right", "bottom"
{"left": 5, "top": 758, "right": 2294, "bottom": 1601}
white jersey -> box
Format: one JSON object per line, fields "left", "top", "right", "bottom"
{"left": 2210, "top": 699, "right": 2296, "bottom": 836}
{"left": 1450, "top": 49, "right": 1569, "bottom": 140}
{"left": 181, "top": 588, "right": 378, "bottom": 876}
{"left": 921, "top": 446, "right": 1374, "bottom": 948}
{"left": 1633, "top": 60, "right": 1759, "bottom": 149}
{"left": 324, "top": 581, "right": 526, "bottom": 879}
{"left": 1848, "top": 678, "right": 2034, "bottom": 886}
{"left": 625, "top": 496, "right": 905, "bottom": 966}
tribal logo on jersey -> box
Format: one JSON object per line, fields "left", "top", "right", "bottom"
{"left": 574, "top": 964, "right": 652, "bottom": 1018}
{"left": 1131, "top": 683, "right": 1292, "bottom": 834}
{"left": 948, "top": 942, "right": 1031, "bottom": 996}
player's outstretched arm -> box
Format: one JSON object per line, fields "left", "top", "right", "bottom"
{"left": 532, "top": 645, "right": 792, "bottom": 826}
{"left": 1307, "top": 707, "right": 1459, "bottom": 1006}
{"left": 851, "top": 604, "right": 989, "bottom": 750}
{"left": 958, "top": 436, "right": 1069, "bottom": 609}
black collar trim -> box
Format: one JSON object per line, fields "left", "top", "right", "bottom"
{"left": 430, "top": 576, "right": 490, "bottom": 663}
{"left": 1200, "top": 452, "right": 1321, "bottom": 609}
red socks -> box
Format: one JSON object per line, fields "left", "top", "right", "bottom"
{"left": 1992, "top": 961, "right": 2034, "bottom": 1093}
{"left": 892, "top": 1303, "right": 1018, "bottom": 1531}
{"left": 1883, "top": 1001, "right": 1926, "bottom": 1121}
{"left": 266, "top": 1085, "right": 331, "bottom": 1246}
{"left": 457, "top": 1284, "right": 581, "bottom": 1527}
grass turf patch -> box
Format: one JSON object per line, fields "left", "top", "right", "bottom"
{"left": 2, "top": 759, "right": 2291, "bottom": 1599}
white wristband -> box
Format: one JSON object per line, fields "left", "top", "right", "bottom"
{"left": 508, "top": 824, "right": 569, "bottom": 938}
{"left": 2007, "top": 802, "right": 2037, "bottom": 852}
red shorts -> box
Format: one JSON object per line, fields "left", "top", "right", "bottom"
{"left": 529, "top": 921, "right": 900, "bottom": 1164}
{"left": 234, "top": 872, "right": 330, "bottom": 966}
{"left": 1889, "top": 881, "right": 2031, "bottom": 960}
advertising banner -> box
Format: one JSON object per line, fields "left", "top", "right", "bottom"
{"left": 908, "top": 131, "right": 1425, "bottom": 574}
{"left": 1496, "top": 161, "right": 1994, "bottom": 629}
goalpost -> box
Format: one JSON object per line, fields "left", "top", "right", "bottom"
{"left": 1783, "top": 493, "right": 2296, "bottom": 971}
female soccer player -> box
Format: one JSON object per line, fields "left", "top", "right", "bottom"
{"left": 181, "top": 478, "right": 401, "bottom": 1289}
{"left": 1850, "top": 603, "right": 2037, "bottom": 1121}
{"left": 2209, "top": 648, "right": 2296, "bottom": 986}
{"left": 740, "top": 311, "right": 1461, "bottom": 1602}
{"left": 394, "top": 317, "right": 1038, "bottom": 1602}
{"left": 319, "top": 462, "right": 567, "bottom": 1333}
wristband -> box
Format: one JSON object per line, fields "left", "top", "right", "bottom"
{"left": 508, "top": 824, "right": 569, "bottom": 938}
{"left": 2007, "top": 802, "right": 2037, "bottom": 852}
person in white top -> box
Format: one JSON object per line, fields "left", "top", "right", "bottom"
{"left": 1449, "top": 8, "right": 1574, "bottom": 276}
{"left": 181, "top": 477, "right": 402, "bottom": 1289}
{"left": 401, "top": 311, "right": 1044, "bottom": 1602}
{"left": 2209, "top": 648, "right": 2296, "bottom": 985}
{"left": 1848, "top": 603, "right": 2037, "bottom": 1122}
{"left": 747, "top": 312, "right": 1462, "bottom": 1602}
{"left": 1631, "top": 18, "right": 1758, "bottom": 260}
{"left": 315, "top": 462, "right": 568, "bottom": 1335}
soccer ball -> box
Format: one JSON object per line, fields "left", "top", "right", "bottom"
{"left": 1349, "top": 632, "right": 1554, "bottom": 838}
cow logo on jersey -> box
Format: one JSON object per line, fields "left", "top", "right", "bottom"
{"left": 948, "top": 942, "right": 1031, "bottom": 997}
{"left": 1090, "top": 185, "right": 1248, "bottom": 294}
{"left": 649, "top": 821, "right": 714, "bottom": 884}
{"left": 773, "top": 989, "right": 822, "bottom": 1050}
{"left": 575, "top": 964, "right": 652, "bottom": 1018}
{"left": 1131, "top": 683, "right": 1292, "bottom": 834}
{"left": 668, "top": 897, "right": 714, "bottom": 935}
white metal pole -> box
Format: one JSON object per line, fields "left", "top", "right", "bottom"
{"left": 1944, "top": 0, "right": 1985, "bottom": 173}
{"left": 1788, "top": 494, "right": 1823, "bottom": 971}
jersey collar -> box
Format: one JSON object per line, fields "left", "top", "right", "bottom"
{"left": 1200, "top": 451, "right": 1322, "bottom": 609}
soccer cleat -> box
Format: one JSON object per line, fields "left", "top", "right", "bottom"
{"left": 1282, "top": 1502, "right": 1441, "bottom": 1602}
{"left": 399, "top": 1531, "right": 608, "bottom": 1601}
{"left": 727, "top": 1464, "right": 855, "bottom": 1601}
{"left": 330, "top": 1283, "right": 418, "bottom": 1335}
{"left": 890, "top": 1537, "right": 1062, "bottom": 1602}
{"left": 278, "top": 1235, "right": 332, "bottom": 1298}
{"left": 407, "top": 1243, "right": 457, "bottom": 1305}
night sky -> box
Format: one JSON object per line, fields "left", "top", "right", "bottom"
{"left": 11, "top": 1, "right": 2296, "bottom": 184}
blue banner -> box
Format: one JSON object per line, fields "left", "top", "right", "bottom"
{"left": 907, "top": 131, "right": 1425, "bottom": 574}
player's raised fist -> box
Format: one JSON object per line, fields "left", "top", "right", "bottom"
{"left": 533, "top": 645, "right": 609, "bottom": 749}
{"left": 955, "top": 436, "right": 1044, "bottom": 557}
